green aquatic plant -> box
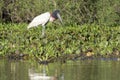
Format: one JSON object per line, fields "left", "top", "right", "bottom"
{"left": 0, "top": 23, "right": 120, "bottom": 62}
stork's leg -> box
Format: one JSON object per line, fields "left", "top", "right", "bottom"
{"left": 42, "top": 25, "right": 46, "bottom": 37}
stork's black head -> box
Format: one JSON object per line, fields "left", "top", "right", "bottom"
{"left": 51, "top": 10, "right": 60, "bottom": 19}
{"left": 51, "top": 10, "right": 63, "bottom": 24}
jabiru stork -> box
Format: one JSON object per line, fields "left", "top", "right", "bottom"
{"left": 27, "top": 10, "right": 63, "bottom": 36}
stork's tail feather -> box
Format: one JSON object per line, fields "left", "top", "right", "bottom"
{"left": 27, "top": 23, "right": 34, "bottom": 29}
{"left": 27, "top": 25, "right": 31, "bottom": 29}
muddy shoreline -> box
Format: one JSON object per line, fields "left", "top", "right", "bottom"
{"left": 5, "top": 51, "right": 120, "bottom": 64}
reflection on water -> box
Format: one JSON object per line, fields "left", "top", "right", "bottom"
{"left": 28, "top": 66, "right": 63, "bottom": 80}
{"left": 0, "top": 59, "right": 120, "bottom": 80}
{"left": 29, "top": 68, "right": 55, "bottom": 80}
{"left": 0, "top": 59, "right": 29, "bottom": 80}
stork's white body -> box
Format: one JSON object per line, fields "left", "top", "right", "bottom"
{"left": 27, "top": 10, "right": 62, "bottom": 37}
{"left": 27, "top": 12, "right": 51, "bottom": 29}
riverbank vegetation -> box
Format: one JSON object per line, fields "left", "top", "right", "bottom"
{"left": 0, "top": 0, "right": 120, "bottom": 63}
{"left": 0, "top": 23, "right": 120, "bottom": 63}
{"left": 0, "top": 0, "right": 120, "bottom": 26}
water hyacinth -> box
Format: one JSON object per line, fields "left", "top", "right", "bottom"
{"left": 0, "top": 23, "right": 120, "bottom": 62}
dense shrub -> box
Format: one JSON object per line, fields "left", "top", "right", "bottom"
{"left": 0, "top": 0, "right": 120, "bottom": 26}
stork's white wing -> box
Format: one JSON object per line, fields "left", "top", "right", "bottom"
{"left": 27, "top": 12, "right": 50, "bottom": 29}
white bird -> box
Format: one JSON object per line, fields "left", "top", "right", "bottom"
{"left": 27, "top": 10, "right": 63, "bottom": 36}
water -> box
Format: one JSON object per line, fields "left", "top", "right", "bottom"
{"left": 0, "top": 59, "right": 120, "bottom": 80}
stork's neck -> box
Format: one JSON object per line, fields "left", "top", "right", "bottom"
{"left": 49, "top": 15, "right": 55, "bottom": 22}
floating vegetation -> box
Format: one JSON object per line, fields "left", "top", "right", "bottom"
{"left": 0, "top": 23, "right": 120, "bottom": 63}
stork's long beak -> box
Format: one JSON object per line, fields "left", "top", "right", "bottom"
{"left": 57, "top": 13, "right": 63, "bottom": 24}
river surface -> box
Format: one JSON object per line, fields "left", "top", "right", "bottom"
{"left": 0, "top": 59, "right": 120, "bottom": 80}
